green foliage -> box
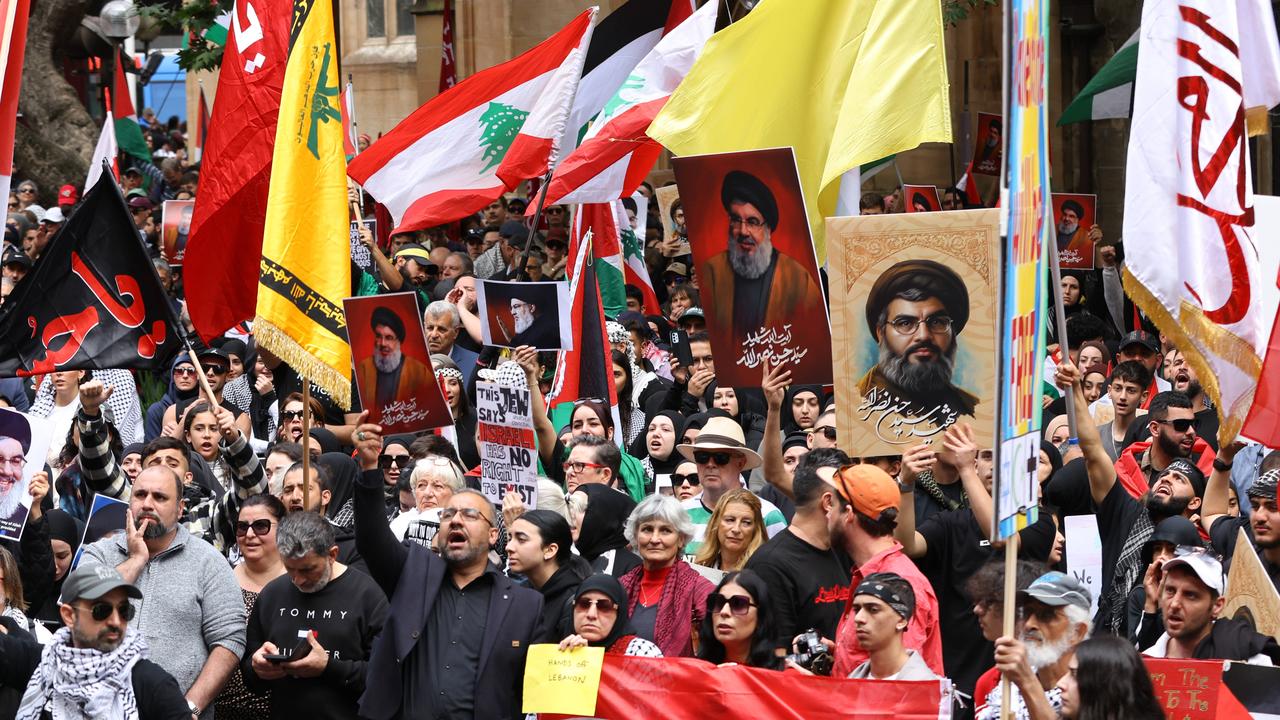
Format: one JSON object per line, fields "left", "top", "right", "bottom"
{"left": 943, "top": 0, "right": 998, "bottom": 26}
{"left": 138, "top": 0, "right": 225, "bottom": 72}
{"left": 136, "top": 368, "right": 168, "bottom": 411}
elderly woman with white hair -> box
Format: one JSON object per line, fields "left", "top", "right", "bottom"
{"left": 388, "top": 456, "right": 466, "bottom": 547}
{"left": 618, "top": 494, "right": 714, "bottom": 657}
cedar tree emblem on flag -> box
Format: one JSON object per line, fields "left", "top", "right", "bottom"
{"left": 479, "top": 102, "right": 530, "bottom": 172}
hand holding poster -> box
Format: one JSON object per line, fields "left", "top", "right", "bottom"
{"left": 475, "top": 379, "right": 538, "bottom": 508}
{"left": 522, "top": 644, "right": 605, "bottom": 716}
{"left": 343, "top": 292, "right": 453, "bottom": 434}
{"left": 671, "top": 147, "right": 832, "bottom": 388}
{"left": 161, "top": 199, "right": 195, "bottom": 265}
{"left": 0, "top": 409, "right": 53, "bottom": 542}
{"left": 350, "top": 218, "right": 378, "bottom": 275}
{"left": 1052, "top": 193, "right": 1097, "bottom": 270}
{"left": 475, "top": 280, "right": 573, "bottom": 351}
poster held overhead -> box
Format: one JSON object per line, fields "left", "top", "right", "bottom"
{"left": 475, "top": 280, "right": 573, "bottom": 351}
{"left": 1051, "top": 193, "right": 1097, "bottom": 270}
{"left": 970, "top": 112, "right": 1003, "bottom": 177}
{"left": 0, "top": 409, "right": 53, "bottom": 542}
{"left": 161, "top": 200, "right": 196, "bottom": 266}
{"left": 475, "top": 378, "right": 538, "bottom": 509}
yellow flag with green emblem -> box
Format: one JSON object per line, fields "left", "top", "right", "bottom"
{"left": 254, "top": 0, "right": 351, "bottom": 407}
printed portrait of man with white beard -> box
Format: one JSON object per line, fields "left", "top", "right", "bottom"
{"left": 353, "top": 305, "right": 435, "bottom": 414}
{"left": 0, "top": 408, "right": 46, "bottom": 540}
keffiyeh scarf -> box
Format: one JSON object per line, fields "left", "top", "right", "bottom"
{"left": 17, "top": 626, "right": 146, "bottom": 720}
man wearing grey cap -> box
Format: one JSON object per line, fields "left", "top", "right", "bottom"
{"left": 977, "top": 572, "right": 1091, "bottom": 720}
{"left": 2, "top": 564, "right": 190, "bottom": 719}
{"left": 1201, "top": 447, "right": 1280, "bottom": 596}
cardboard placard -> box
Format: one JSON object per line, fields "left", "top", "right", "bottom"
{"left": 903, "top": 185, "right": 941, "bottom": 213}
{"left": 475, "top": 381, "right": 538, "bottom": 508}
{"left": 971, "top": 112, "right": 1003, "bottom": 176}
{"left": 1064, "top": 514, "right": 1103, "bottom": 617}
{"left": 71, "top": 494, "right": 129, "bottom": 567}
{"left": 350, "top": 218, "right": 378, "bottom": 275}
{"left": 1222, "top": 527, "right": 1280, "bottom": 641}
{"left": 655, "top": 184, "right": 689, "bottom": 256}
{"left": 522, "top": 644, "right": 605, "bottom": 716}
{"left": 1143, "top": 658, "right": 1221, "bottom": 720}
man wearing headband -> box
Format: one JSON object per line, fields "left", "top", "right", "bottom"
{"left": 354, "top": 306, "right": 434, "bottom": 418}
{"left": 1200, "top": 445, "right": 1280, "bottom": 595}
{"left": 846, "top": 573, "right": 938, "bottom": 681}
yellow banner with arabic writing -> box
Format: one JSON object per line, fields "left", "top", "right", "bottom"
{"left": 254, "top": 0, "right": 351, "bottom": 407}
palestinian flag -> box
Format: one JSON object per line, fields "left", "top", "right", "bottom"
{"left": 85, "top": 110, "right": 118, "bottom": 191}
{"left": 113, "top": 51, "right": 152, "bottom": 164}
{"left": 571, "top": 201, "right": 658, "bottom": 319}
{"left": 621, "top": 197, "right": 660, "bottom": 315}
{"left": 542, "top": 0, "right": 717, "bottom": 206}
{"left": 1058, "top": 31, "right": 1138, "bottom": 125}
{"left": 204, "top": 10, "right": 230, "bottom": 46}
{"left": 548, "top": 225, "right": 620, "bottom": 415}
{"left": 347, "top": 10, "right": 595, "bottom": 234}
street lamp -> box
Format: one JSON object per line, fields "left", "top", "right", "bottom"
{"left": 100, "top": 0, "right": 141, "bottom": 40}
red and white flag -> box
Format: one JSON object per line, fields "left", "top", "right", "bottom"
{"left": 954, "top": 159, "right": 983, "bottom": 207}
{"left": 348, "top": 9, "right": 595, "bottom": 234}
{"left": 0, "top": 0, "right": 31, "bottom": 202}
{"left": 541, "top": 0, "right": 716, "bottom": 206}
{"left": 1122, "top": 0, "right": 1280, "bottom": 447}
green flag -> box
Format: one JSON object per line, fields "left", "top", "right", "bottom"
{"left": 1058, "top": 31, "right": 1138, "bottom": 125}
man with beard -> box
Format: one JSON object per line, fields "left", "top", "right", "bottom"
{"left": 79, "top": 466, "right": 245, "bottom": 718}
{"left": 354, "top": 306, "right": 434, "bottom": 418}
{"left": 350, "top": 418, "right": 542, "bottom": 719}
{"left": 699, "top": 171, "right": 827, "bottom": 351}
{"left": 246, "top": 511, "right": 387, "bottom": 719}
{"left": 977, "top": 572, "right": 1091, "bottom": 720}
{"left": 1058, "top": 361, "right": 1209, "bottom": 634}
{"left": 506, "top": 293, "right": 560, "bottom": 349}
{"left": 1054, "top": 199, "right": 1093, "bottom": 263}
{"left": 857, "top": 259, "right": 979, "bottom": 421}
{"left": 0, "top": 411, "right": 32, "bottom": 528}
{"left": 1201, "top": 450, "right": 1280, "bottom": 595}
{"left": 277, "top": 462, "right": 365, "bottom": 572}
{"left": 1164, "top": 348, "right": 1219, "bottom": 450}
{"left": 1115, "top": 391, "right": 1215, "bottom": 497}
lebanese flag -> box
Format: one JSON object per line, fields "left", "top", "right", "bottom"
{"left": 348, "top": 10, "right": 595, "bottom": 234}
{"left": 84, "top": 110, "right": 118, "bottom": 191}
{"left": 541, "top": 0, "right": 717, "bottom": 206}
{"left": 0, "top": 0, "right": 30, "bottom": 203}
{"left": 184, "top": 0, "right": 290, "bottom": 342}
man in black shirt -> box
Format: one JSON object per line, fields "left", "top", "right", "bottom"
{"left": 351, "top": 416, "right": 542, "bottom": 720}
{"left": 746, "top": 448, "right": 852, "bottom": 649}
{"left": 245, "top": 511, "right": 387, "bottom": 719}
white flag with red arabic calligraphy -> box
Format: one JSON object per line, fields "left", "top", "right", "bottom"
{"left": 1121, "top": 0, "right": 1280, "bottom": 446}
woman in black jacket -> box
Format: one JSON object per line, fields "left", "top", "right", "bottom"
{"left": 507, "top": 510, "right": 592, "bottom": 642}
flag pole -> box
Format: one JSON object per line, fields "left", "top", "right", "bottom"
{"left": 183, "top": 345, "right": 219, "bottom": 406}
{"left": 302, "top": 381, "right": 312, "bottom": 509}
{"left": 516, "top": 168, "right": 555, "bottom": 281}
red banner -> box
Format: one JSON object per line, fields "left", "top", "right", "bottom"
{"left": 586, "top": 656, "right": 946, "bottom": 719}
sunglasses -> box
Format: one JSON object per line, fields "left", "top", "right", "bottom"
{"left": 1157, "top": 418, "right": 1195, "bottom": 432}
{"left": 707, "top": 593, "right": 756, "bottom": 616}
{"left": 80, "top": 600, "right": 136, "bottom": 622}
{"left": 671, "top": 472, "right": 700, "bottom": 486}
{"left": 379, "top": 454, "right": 411, "bottom": 470}
{"left": 575, "top": 597, "right": 617, "bottom": 613}
{"left": 693, "top": 450, "right": 734, "bottom": 466}
{"left": 811, "top": 426, "right": 837, "bottom": 440}
{"left": 281, "top": 410, "right": 304, "bottom": 421}
{"left": 204, "top": 365, "right": 228, "bottom": 376}
{"left": 235, "top": 519, "right": 274, "bottom": 537}
{"left": 173, "top": 366, "right": 197, "bottom": 377}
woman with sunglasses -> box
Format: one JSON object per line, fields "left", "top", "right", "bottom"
{"left": 144, "top": 355, "right": 201, "bottom": 442}
{"left": 558, "top": 574, "right": 663, "bottom": 657}
{"left": 214, "top": 494, "right": 286, "bottom": 719}
{"left": 696, "top": 570, "right": 782, "bottom": 669}
{"left": 572, "top": 484, "right": 642, "bottom": 577}
{"left": 693, "top": 489, "right": 766, "bottom": 572}
{"left": 670, "top": 460, "right": 700, "bottom": 501}
{"left": 377, "top": 437, "right": 413, "bottom": 516}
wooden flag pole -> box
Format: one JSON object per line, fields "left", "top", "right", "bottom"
{"left": 1047, "top": 238, "right": 1079, "bottom": 439}
{"left": 184, "top": 345, "right": 219, "bottom": 407}
{"left": 302, "top": 381, "right": 312, "bottom": 510}
{"left": 999, "top": 532, "right": 1020, "bottom": 720}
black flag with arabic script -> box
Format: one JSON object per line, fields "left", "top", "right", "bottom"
{"left": 0, "top": 170, "right": 182, "bottom": 376}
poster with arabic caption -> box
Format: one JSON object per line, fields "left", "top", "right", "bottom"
{"left": 342, "top": 292, "right": 453, "bottom": 435}
{"left": 1052, "top": 193, "right": 1097, "bottom": 270}
{"left": 671, "top": 147, "right": 832, "bottom": 389}
{"left": 826, "top": 209, "right": 1000, "bottom": 457}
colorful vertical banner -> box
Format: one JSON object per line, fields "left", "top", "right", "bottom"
{"left": 994, "top": 0, "right": 1049, "bottom": 540}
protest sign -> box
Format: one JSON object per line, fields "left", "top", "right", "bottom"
{"left": 1222, "top": 527, "right": 1280, "bottom": 640}
{"left": 161, "top": 199, "right": 195, "bottom": 265}
{"left": 350, "top": 218, "right": 378, "bottom": 275}
{"left": 672, "top": 147, "right": 832, "bottom": 388}
{"left": 475, "top": 381, "right": 538, "bottom": 507}
{"left": 827, "top": 210, "right": 1000, "bottom": 456}
{"left": 1143, "top": 658, "right": 1221, "bottom": 720}
{"left": 344, "top": 292, "right": 452, "bottom": 434}
{"left": 475, "top": 279, "right": 573, "bottom": 351}
{"left": 71, "top": 493, "right": 129, "bottom": 568}
{"left": 1223, "top": 662, "right": 1280, "bottom": 717}
{"left": 1052, "top": 193, "right": 1097, "bottom": 270}
{"left": 0, "top": 410, "right": 52, "bottom": 543}
{"left": 971, "top": 112, "right": 1003, "bottom": 176}
{"left": 903, "top": 185, "right": 941, "bottom": 213}
{"left": 522, "top": 644, "right": 605, "bottom": 716}
{"left": 655, "top": 184, "right": 689, "bottom": 257}
{"left": 1064, "top": 515, "right": 1102, "bottom": 617}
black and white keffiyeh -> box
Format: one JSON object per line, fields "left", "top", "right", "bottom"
{"left": 17, "top": 626, "right": 146, "bottom": 720}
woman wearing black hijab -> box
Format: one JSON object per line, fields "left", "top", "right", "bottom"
{"left": 558, "top": 574, "right": 663, "bottom": 657}
{"left": 30, "top": 509, "right": 82, "bottom": 630}
{"left": 632, "top": 410, "right": 685, "bottom": 490}
{"left": 573, "top": 485, "right": 641, "bottom": 578}
{"left": 780, "top": 385, "right": 822, "bottom": 435}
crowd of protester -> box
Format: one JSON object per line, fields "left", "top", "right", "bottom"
{"left": 0, "top": 127, "right": 1278, "bottom": 720}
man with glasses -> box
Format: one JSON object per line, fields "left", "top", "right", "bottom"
{"left": 246, "top": 510, "right": 388, "bottom": 719}
{"left": 699, "top": 170, "right": 827, "bottom": 352}
{"left": 858, "top": 259, "right": 979, "bottom": 422}
{"left": 79, "top": 466, "right": 246, "bottom": 718}
{"left": 2, "top": 563, "right": 191, "bottom": 719}
{"left": 351, "top": 419, "right": 542, "bottom": 719}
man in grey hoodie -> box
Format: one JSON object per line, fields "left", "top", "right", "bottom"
{"left": 80, "top": 465, "right": 245, "bottom": 719}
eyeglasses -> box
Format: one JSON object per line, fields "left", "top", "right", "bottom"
{"left": 281, "top": 410, "right": 304, "bottom": 421}
{"left": 80, "top": 600, "right": 136, "bottom": 622}
{"left": 566, "top": 461, "right": 606, "bottom": 474}
{"left": 440, "top": 507, "right": 493, "bottom": 525}
{"left": 885, "top": 315, "right": 953, "bottom": 336}
{"left": 728, "top": 215, "right": 766, "bottom": 231}
{"left": 173, "top": 366, "right": 197, "bottom": 377}
{"left": 1156, "top": 418, "right": 1195, "bottom": 432}
{"left": 574, "top": 597, "right": 617, "bottom": 613}
{"left": 708, "top": 593, "right": 756, "bottom": 616}
{"left": 379, "top": 454, "right": 411, "bottom": 470}
{"left": 811, "top": 426, "right": 837, "bottom": 441}
{"left": 235, "top": 519, "right": 273, "bottom": 537}
{"left": 693, "top": 450, "right": 734, "bottom": 466}
{"left": 671, "top": 472, "right": 700, "bottom": 486}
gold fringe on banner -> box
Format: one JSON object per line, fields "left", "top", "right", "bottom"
{"left": 1246, "top": 105, "right": 1270, "bottom": 137}
{"left": 253, "top": 318, "right": 351, "bottom": 410}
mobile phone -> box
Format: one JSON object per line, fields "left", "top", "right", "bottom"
{"left": 264, "top": 635, "right": 313, "bottom": 664}
{"left": 670, "top": 329, "right": 694, "bottom": 368}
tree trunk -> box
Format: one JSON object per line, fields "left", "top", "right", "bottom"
{"left": 14, "top": 0, "right": 98, "bottom": 207}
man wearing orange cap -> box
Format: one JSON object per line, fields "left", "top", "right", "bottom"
{"left": 825, "top": 462, "right": 944, "bottom": 677}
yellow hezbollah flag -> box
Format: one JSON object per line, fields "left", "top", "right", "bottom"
{"left": 255, "top": 0, "right": 351, "bottom": 407}
{"left": 647, "top": 0, "right": 951, "bottom": 260}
